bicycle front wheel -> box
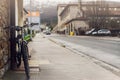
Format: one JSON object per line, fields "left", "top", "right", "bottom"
{"left": 21, "top": 41, "right": 30, "bottom": 79}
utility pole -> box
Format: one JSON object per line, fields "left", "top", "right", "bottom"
{"left": 30, "top": 0, "right": 32, "bottom": 39}
{"left": 10, "top": 0, "right": 16, "bottom": 70}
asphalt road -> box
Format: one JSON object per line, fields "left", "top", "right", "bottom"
{"left": 49, "top": 35, "right": 120, "bottom": 68}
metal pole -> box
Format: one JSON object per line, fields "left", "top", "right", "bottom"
{"left": 30, "top": 0, "right": 32, "bottom": 39}
{"left": 39, "top": 10, "right": 41, "bottom": 32}
{"left": 10, "top": 0, "right": 17, "bottom": 70}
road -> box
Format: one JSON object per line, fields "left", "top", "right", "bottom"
{"left": 49, "top": 35, "right": 120, "bottom": 69}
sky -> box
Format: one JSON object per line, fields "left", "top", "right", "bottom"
{"left": 24, "top": 0, "right": 120, "bottom": 5}
{"left": 24, "top": 0, "right": 120, "bottom": 8}
{"left": 24, "top": 0, "right": 78, "bottom": 8}
{"left": 32, "top": 0, "right": 120, "bottom": 2}
{"left": 24, "top": 0, "right": 77, "bottom": 5}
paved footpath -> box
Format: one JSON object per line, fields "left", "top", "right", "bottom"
{"left": 3, "top": 33, "right": 120, "bottom": 80}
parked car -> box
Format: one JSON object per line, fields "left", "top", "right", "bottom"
{"left": 43, "top": 30, "right": 46, "bottom": 34}
{"left": 85, "top": 28, "right": 97, "bottom": 35}
{"left": 46, "top": 31, "right": 51, "bottom": 35}
{"left": 92, "top": 31, "right": 98, "bottom": 35}
{"left": 92, "top": 29, "right": 111, "bottom": 36}
{"left": 43, "top": 30, "right": 51, "bottom": 35}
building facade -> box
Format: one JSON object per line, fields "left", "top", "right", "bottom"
{"left": 56, "top": 1, "right": 120, "bottom": 36}
{"left": 57, "top": 4, "right": 89, "bottom": 35}
{"left": 0, "top": 0, "right": 10, "bottom": 78}
{"left": 0, "top": 0, "right": 24, "bottom": 78}
{"left": 82, "top": 1, "right": 120, "bottom": 30}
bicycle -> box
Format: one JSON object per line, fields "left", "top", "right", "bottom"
{"left": 16, "top": 26, "right": 30, "bottom": 80}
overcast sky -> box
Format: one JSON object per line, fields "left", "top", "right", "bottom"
{"left": 24, "top": 0, "right": 120, "bottom": 7}
{"left": 31, "top": 0, "right": 120, "bottom": 2}
{"left": 24, "top": 0, "right": 77, "bottom": 5}
{"left": 24, "top": 0, "right": 120, "bottom": 4}
{"left": 24, "top": 0, "right": 78, "bottom": 8}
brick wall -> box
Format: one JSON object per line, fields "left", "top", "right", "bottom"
{"left": 0, "top": 0, "right": 10, "bottom": 78}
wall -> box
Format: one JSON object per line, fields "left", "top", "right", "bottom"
{"left": 57, "top": 6, "right": 66, "bottom": 27}
{"left": 0, "top": 0, "right": 24, "bottom": 78}
{"left": 59, "top": 5, "right": 82, "bottom": 30}
{"left": 10, "top": 0, "right": 24, "bottom": 70}
{"left": 70, "top": 6, "right": 82, "bottom": 18}
{"left": 0, "top": 0, "right": 10, "bottom": 78}
{"left": 74, "top": 20, "right": 89, "bottom": 30}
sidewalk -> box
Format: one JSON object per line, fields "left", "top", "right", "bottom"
{"left": 3, "top": 33, "right": 120, "bottom": 80}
